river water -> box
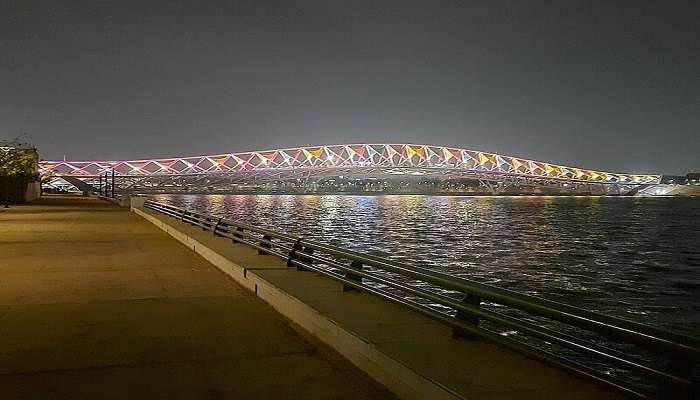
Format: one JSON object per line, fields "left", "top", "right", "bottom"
{"left": 150, "top": 193, "right": 700, "bottom": 338}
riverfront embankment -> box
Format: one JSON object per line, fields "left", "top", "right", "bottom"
{"left": 131, "top": 198, "right": 627, "bottom": 400}
{"left": 0, "top": 195, "right": 394, "bottom": 399}
{"left": 150, "top": 193, "right": 700, "bottom": 338}
{"left": 0, "top": 195, "right": 629, "bottom": 399}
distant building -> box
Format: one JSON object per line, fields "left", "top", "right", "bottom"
{"left": 660, "top": 175, "right": 688, "bottom": 184}
{"left": 687, "top": 170, "right": 700, "bottom": 185}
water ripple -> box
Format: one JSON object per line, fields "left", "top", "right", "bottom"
{"left": 151, "top": 194, "right": 700, "bottom": 337}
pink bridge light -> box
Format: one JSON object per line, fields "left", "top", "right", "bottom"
{"left": 39, "top": 143, "right": 661, "bottom": 185}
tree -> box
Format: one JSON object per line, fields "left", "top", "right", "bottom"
{"left": 0, "top": 146, "right": 39, "bottom": 177}
{"left": 0, "top": 144, "right": 39, "bottom": 206}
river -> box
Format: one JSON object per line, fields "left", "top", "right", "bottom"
{"left": 149, "top": 193, "right": 700, "bottom": 338}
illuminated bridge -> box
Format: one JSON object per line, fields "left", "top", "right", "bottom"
{"left": 40, "top": 143, "right": 661, "bottom": 195}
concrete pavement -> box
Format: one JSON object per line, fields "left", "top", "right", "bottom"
{"left": 0, "top": 195, "right": 395, "bottom": 399}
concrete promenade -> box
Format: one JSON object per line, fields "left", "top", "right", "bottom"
{"left": 0, "top": 196, "right": 394, "bottom": 399}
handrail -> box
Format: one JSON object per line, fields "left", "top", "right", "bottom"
{"left": 141, "top": 199, "right": 699, "bottom": 399}
{"left": 297, "top": 239, "right": 700, "bottom": 356}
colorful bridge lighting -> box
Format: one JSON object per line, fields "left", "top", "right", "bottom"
{"left": 39, "top": 143, "right": 661, "bottom": 185}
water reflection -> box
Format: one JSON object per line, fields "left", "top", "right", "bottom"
{"left": 150, "top": 193, "right": 700, "bottom": 337}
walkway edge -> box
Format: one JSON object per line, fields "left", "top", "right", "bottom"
{"left": 131, "top": 204, "right": 462, "bottom": 400}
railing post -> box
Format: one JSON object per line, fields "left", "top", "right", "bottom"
{"left": 258, "top": 234, "right": 272, "bottom": 254}
{"left": 296, "top": 246, "right": 313, "bottom": 271}
{"left": 213, "top": 218, "right": 223, "bottom": 236}
{"left": 343, "top": 261, "right": 363, "bottom": 292}
{"left": 452, "top": 294, "right": 481, "bottom": 339}
{"left": 232, "top": 227, "right": 244, "bottom": 243}
{"left": 287, "top": 239, "right": 316, "bottom": 271}
{"left": 287, "top": 239, "right": 302, "bottom": 267}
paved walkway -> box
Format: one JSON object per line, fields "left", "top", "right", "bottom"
{"left": 0, "top": 195, "right": 395, "bottom": 399}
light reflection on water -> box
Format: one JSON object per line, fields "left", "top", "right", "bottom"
{"left": 151, "top": 193, "right": 700, "bottom": 337}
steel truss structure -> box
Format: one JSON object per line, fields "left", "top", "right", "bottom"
{"left": 40, "top": 143, "right": 661, "bottom": 194}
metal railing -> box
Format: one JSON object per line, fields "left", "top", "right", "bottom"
{"left": 142, "top": 200, "right": 699, "bottom": 399}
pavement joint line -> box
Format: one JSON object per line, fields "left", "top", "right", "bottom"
{"left": 0, "top": 266, "right": 216, "bottom": 274}
{"left": 243, "top": 267, "right": 292, "bottom": 278}
{"left": 0, "top": 305, "right": 11, "bottom": 323}
{"left": 0, "top": 294, "right": 248, "bottom": 309}
{"left": 0, "top": 349, "right": 317, "bottom": 378}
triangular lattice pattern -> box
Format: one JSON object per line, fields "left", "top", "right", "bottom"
{"left": 39, "top": 143, "right": 661, "bottom": 184}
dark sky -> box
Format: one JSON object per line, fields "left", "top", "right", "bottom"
{"left": 1, "top": 1, "right": 698, "bottom": 174}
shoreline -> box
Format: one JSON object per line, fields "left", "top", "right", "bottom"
{"left": 138, "top": 191, "right": 698, "bottom": 198}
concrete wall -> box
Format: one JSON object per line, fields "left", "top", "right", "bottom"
{"left": 25, "top": 181, "right": 40, "bottom": 202}
{"left": 0, "top": 176, "right": 40, "bottom": 203}
{"left": 130, "top": 196, "right": 147, "bottom": 208}
{"left": 97, "top": 195, "right": 134, "bottom": 207}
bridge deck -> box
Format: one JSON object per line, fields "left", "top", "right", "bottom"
{"left": 0, "top": 196, "right": 393, "bottom": 399}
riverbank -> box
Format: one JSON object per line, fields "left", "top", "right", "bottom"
{"left": 148, "top": 193, "right": 700, "bottom": 338}
{"left": 132, "top": 197, "right": 626, "bottom": 400}
{"left": 119, "top": 184, "right": 700, "bottom": 196}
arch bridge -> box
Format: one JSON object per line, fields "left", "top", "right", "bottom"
{"left": 40, "top": 143, "right": 661, "bottom": 195}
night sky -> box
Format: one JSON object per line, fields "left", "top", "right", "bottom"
{"left": 1, "top": 1, "right": 698, "bottom": 174}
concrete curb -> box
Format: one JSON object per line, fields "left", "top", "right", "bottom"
{"left": 97, "top": 195, "right": 134, "bottom": 207}
{"left": 132, "top": 204, "right": 461, "bottom": 400}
